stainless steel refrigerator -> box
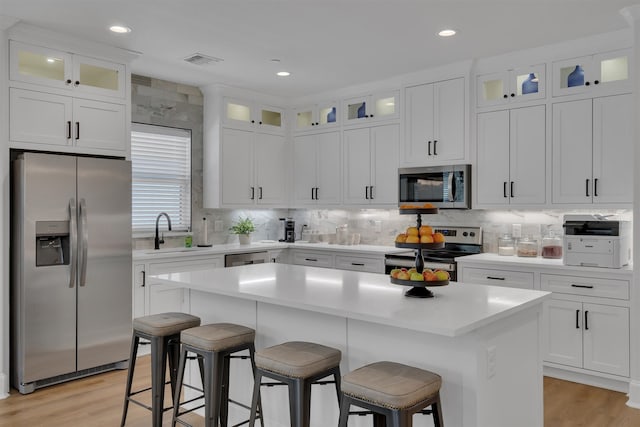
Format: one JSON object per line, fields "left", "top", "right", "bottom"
{"left": 11, "top": 152, "right": 132, "bottom": 394}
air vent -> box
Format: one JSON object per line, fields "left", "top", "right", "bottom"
{"left": 131, "top": 74, "right": 152, "bottom": 87}
{"left": 183, "top": 53, "right": 224, "bottom": 66}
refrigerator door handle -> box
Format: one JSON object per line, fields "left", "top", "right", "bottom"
{"left": 79, "top": 198, "right": 89, "bottom": 287}
{"left": 69, "top": 198, "right": 77, "bottom": 288}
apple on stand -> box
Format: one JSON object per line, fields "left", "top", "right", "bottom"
{"left": 389, "top": 268, "right": 401, "bottom": 279}
{"left": 397, "top": 270, "right": 411, "bottom": 281}
{"left": 410, "top": 272, "right": 424, "bottom": 281}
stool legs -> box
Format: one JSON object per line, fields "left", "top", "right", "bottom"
{"left": 120, "top": 334, "right": 139, "bottom": 427}
{"left": 338, "top": 393, "right": 443, "bottom": 427}
{"left": 289, "top": 378, "right": 312, "bottom": 427}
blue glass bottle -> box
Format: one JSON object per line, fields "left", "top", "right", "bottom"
{"left": 567, "top": 65, "right": 584, "bottom": 88}
{"left": 327, "top": 107, "right": 336, "bottom": 123}
{"left": 522, "top": 73, "right": 538, "bottom": 95}
{"left": 357, "top": 103, "right": 366, "bottom": 118}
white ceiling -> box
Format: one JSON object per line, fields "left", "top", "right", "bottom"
{"left": 2, "top": 0, "right": 640, "bottom": 98}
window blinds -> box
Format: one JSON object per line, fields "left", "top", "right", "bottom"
{"left": 131, "top": 123, "right": 191, "bottom": 232}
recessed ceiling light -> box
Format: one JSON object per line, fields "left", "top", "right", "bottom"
{"left": 109, "top": 25, "right": 132, "bottom": 34}
{"left": 438, "top": 29, "right": 457, "bottom": 37}
{"left": 277, "top": 71, "right": 291, "bottom": 77}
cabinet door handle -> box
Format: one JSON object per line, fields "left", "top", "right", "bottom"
{"left": 351, "top": 263, "right": 365, "bottom": 266}
{"left": 65, "top": 79, "right": 72, "bottom": 85}
{"left": 594, "top": 178, "right": 598, "bottom": 197}
{"left": 428, "top": 140, "right": 432, "bottom": 155}
{"left": 75, "top": 122, "right": 80, "bottom": 140}
{"left": 433, "top": 140, "right": 438, "bottom": 155}
{"left": 585, "top": 179, "right": 590, "bottom": 197}
{"left": 503, "top": 94, "right": 508, "bottom": 99}
{"left": 369, "top": 186, "right": 374, "bottom": 199}
{"left": 74, "top": 80, "right": 80, "bottom": 87}
{"left": 570, "top": 284, "right": 594, "bottom": 289}
{"left": 576, "top": 309, "right": 580, "bottom": 329}
{"left": 258, "top": 187, "right": 263, "bottom": 199}
{"left": 141, "top": 270, "right": 146, "bottom": 287}
{"left": 314, "top": 187, "right": 319, "bottom": 200}
{"left": 503, "top": 182, "right": 508, "bottom": 198}
{"left": 305, "top": 258, "right": 318, "bottom": 262}
{"left": 584, "top": 310, "right": 589, "bottom": 330}
{"left": 67, "top": 121, "right": 72, "bottom": 139}
{"left": 250, "top": 186, "right": 255, "bottom": 200}
{"left": 365, "top": 186, "right": 369, "bottom": 199}
{"left": 486, "top": 276, "right": 505, "bottom": 281}
{"left": 510, "top": 181, "right": 514, "bottom": 198}
{"left": 585, "top": 81, "right": 591, "bottom": 86}
{"left": 510, "top": 93, "right": 515, "bottom": 97}
{"left": 311, "top": 188, "right": 315, "bottom": 200}
{"left": 594, "top": 80, "right": 600, "bottom": 85}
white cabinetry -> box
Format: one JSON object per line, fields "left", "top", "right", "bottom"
{"left": 220, "top": 128, "right": 287, "bottom": 206}
{"left": 10, "top": 40, "right": 126, "bottom": 99}
{"left": 292, "top": 131, "right": 341, "bottom": 206}
{"left": 552, "top": 48, "right": 631, "bottom": 97}
{"left": 403, "top": 78, "right": 465, "bottom": 165}
{"left": 343, "top": 124, "right": 399, "bottom": 206}
{"left": 342, "top": 90, "right": 399, "bottom": 124}
{"left": 293, "top": 101, "right": 339, "bottom": 132}
{"left": 476, "top": 64, "right": 545, "bottom": 107}
{"left": 552, "top": 94, "right": 633, "bottom": 205}
{"left": 460, "top": 266, "right": 534, "bottom": 289}
{"left": 224, "top": 97, "right": 285, "bottom": 134}
{"left": 476, "top": 105, "right": 546, "bottom": 206}
{"left": 290, "top": 249, "right": 384, "bottom": 274}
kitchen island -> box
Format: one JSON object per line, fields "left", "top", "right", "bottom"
{"left": 151, "top": 263, "right": 550, "bottom": 427}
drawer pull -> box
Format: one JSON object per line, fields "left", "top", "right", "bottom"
{"left": 486, "top": 276, "right": 505, "bottom": 280}
{"left": 570, "top": 284, "right": 594, "bottom": 289}
{"left": 351, "top": 263, "right": 365, "bottom": 266}
{"left": 305, "top": 258, "right": 318, "bottom": 262}
{"left": 584, "top": 310, "right": 589, "bottom": 330}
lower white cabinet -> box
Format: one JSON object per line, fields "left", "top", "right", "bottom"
{"left": 543, "top": 298, "right": 629, "bottom": 377}
{"left": 290, "top": 249, "right": 385, "bottom": 274}
{"left": 460, "top": 266, "right": 534, "bottom": 289}
{"left": 334, "top": 255, "right": 384, "bottom": 273}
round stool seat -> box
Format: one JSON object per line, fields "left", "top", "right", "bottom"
{"left": 342, "top": 361, "right": 441, "bottom": 410}
{"left": 181, "top": 323, "right": 256, "bottom": 352}
{"left": 133, "top": 312, "right": 201, "bottom": 337}
{"left": 255, "top": 341, "right": 341, "bottom": 379}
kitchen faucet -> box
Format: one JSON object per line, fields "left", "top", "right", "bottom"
{"left": 154, "top": 212, "right": 172, "bottom": 250}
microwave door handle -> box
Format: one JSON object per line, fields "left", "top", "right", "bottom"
{"left": 448, "top": 172, "right": 455, "bottom": 202}
{"left": 69, "top": 198, "right": 77, "bottom": 288}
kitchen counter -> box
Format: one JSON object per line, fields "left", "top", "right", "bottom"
{"left": 150, "top": 263, "right": 550, "bottom": 427}
{"left": 133, "top": 241, "right": 403, "bottom": 261}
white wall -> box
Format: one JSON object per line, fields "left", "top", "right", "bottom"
{"left": 1, "top": 25, "right": 10, "bottom": 398}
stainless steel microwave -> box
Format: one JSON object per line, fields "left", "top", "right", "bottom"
{"left": 398, "top": 165, "right": 471, "bottom": 209}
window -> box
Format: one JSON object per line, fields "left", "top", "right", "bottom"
{"left": 131, "top": 123, "right": 191, "bottom": 233}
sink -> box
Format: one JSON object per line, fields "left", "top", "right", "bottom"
{"left": 143, "top": 247, "right": 210, "bottom": 255}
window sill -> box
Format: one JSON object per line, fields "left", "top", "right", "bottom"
{"left": 133, "top": 231, "right": 191, "bottom": 239}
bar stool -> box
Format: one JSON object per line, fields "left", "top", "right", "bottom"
{"left": 172, "top": 323, "right": 263, "bottom": 427}
{"left": 121, "top": 312, "right": 201, "bottom": 427}
{"left": 248, "top": 341, "right": 342, "bottom": 427}
{"left": 338, "top": 361, "right": 444, "bottom": 427}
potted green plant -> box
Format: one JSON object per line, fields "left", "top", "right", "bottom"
{"left": 230, "top": 216, "right": 256, "bottom": 244}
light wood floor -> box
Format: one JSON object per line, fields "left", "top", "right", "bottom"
{"left": 1, "top": 356, "right": 639, "bottom": 426}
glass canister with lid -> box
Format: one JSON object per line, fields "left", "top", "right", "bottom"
{"left": 541, "top": 232, "right": 563, "bottom": 259}
{"left": 517, "top": 236, "right": 539, "bottom": 257}
{"left": 497, "top": 234, "right": 515, "bottom": 256}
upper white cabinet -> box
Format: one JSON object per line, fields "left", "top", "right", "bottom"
{"left": 293, "top": 101, "right": 339, "bottom": 132}
{"left": 552, "top": 48, "right": 631, "bottom": 97}
{"left": 10, "top": 40, "right": 126, "bottom": 99}
{"left": 552, "top": 94, "right": 633, "bottom": 205}
{"left": 343, "top": 123, "right": 399, "bottom": 206}
{"left": 476, "top": 105, "right": 546, "bottom": 206}
{"left": 403, "top": 78, "right": 465, "bottom": 165}
{"left": 292, "top": 131, "right": 341, "bottom": 206}
{"left": 476, "top": 64, "right": 545, "bottom": 107}
{"left": 342, "top": 90, "right": 399, "bottom": 125}
{"left": 224, "top": 97, "right": 285, "bottom": 134}
{"left": 10, "top": 87, "right": 126, "bottom": 153}
{"left": 220, "top": 127, "right": 288, "bottom": 206}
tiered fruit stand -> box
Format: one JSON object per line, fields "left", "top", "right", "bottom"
{"left": 390, "top": 208, "right": 449, "bottom": 298}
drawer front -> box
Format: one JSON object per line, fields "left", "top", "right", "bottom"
{"left": 335, "top": 255, "right": 384, "bottom": 273}
{"left": 148, "top": 256, "right": 224, "bottom": 275}
{"left": 541, "top": 274, "right": 629, "bottom": 300}
{"left": 462, "top": 267, "right": 534, "bottom": 289}
{"left": 291, "top": 251, "right": 333, "bottom": 268}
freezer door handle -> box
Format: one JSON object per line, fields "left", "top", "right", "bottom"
{"left": 79, "top": 198, "right": 88, "bottom": 287}
{"left": 69, "top": 198, "right": 77, "bottom": 288}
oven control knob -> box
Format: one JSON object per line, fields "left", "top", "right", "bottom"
{"left": 470, "top": 232, "right": 476, "bottom": 237}
{"left": 463, "top": 232, "right": 468, "bottom": 236}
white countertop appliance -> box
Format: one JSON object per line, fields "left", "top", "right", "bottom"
{"left": 563, "top": 214, "right": 631, "bottom": 268}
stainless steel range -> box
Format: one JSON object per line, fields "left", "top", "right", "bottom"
{"left": 384, "top": 226, "right": 482, "bottom": 281}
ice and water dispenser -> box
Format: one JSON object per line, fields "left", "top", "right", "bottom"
{"left": 35, "top": 221, "right": 70, "bottom": 266}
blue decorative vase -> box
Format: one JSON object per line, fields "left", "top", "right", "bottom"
{"left": 567, "top": 65, "right": 584, "bottom": 88}
{"left": 327, "top": 107, "right": 336, "bottom": 123}
{"left": 522, "top": 73, "right": 538, "bottom": 95}
{"left": 357, "top": 103, "right": 366, "bottom": 118}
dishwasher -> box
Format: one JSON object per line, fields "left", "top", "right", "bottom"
{"left": 224, "top": 251, "right": 270, "bottom": 267}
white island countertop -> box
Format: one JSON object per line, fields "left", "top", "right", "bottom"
{"left": 151, "top": 263, "right": 550, "bottom": 337}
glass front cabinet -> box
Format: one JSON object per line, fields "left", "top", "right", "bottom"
{"left": 224, "top": 97, "right": 285, "bottom": 134}
{"left": 293, "top": 101, "right": 339, "bottom": 132}
{"left": 476, "top": 64, "right": 545, "bottom": 107}
{"left": 552, "top": 48, "right": 631, "bottom": 97}
{"left": 10, "top": 40, "right": 126, "bottom": 99}
{"left": 342, "top": 90, "right": 399, "bottom": 124}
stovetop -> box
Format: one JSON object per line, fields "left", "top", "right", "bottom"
{"left": 386, "top": 226, "right": 483, "bottom": 261}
